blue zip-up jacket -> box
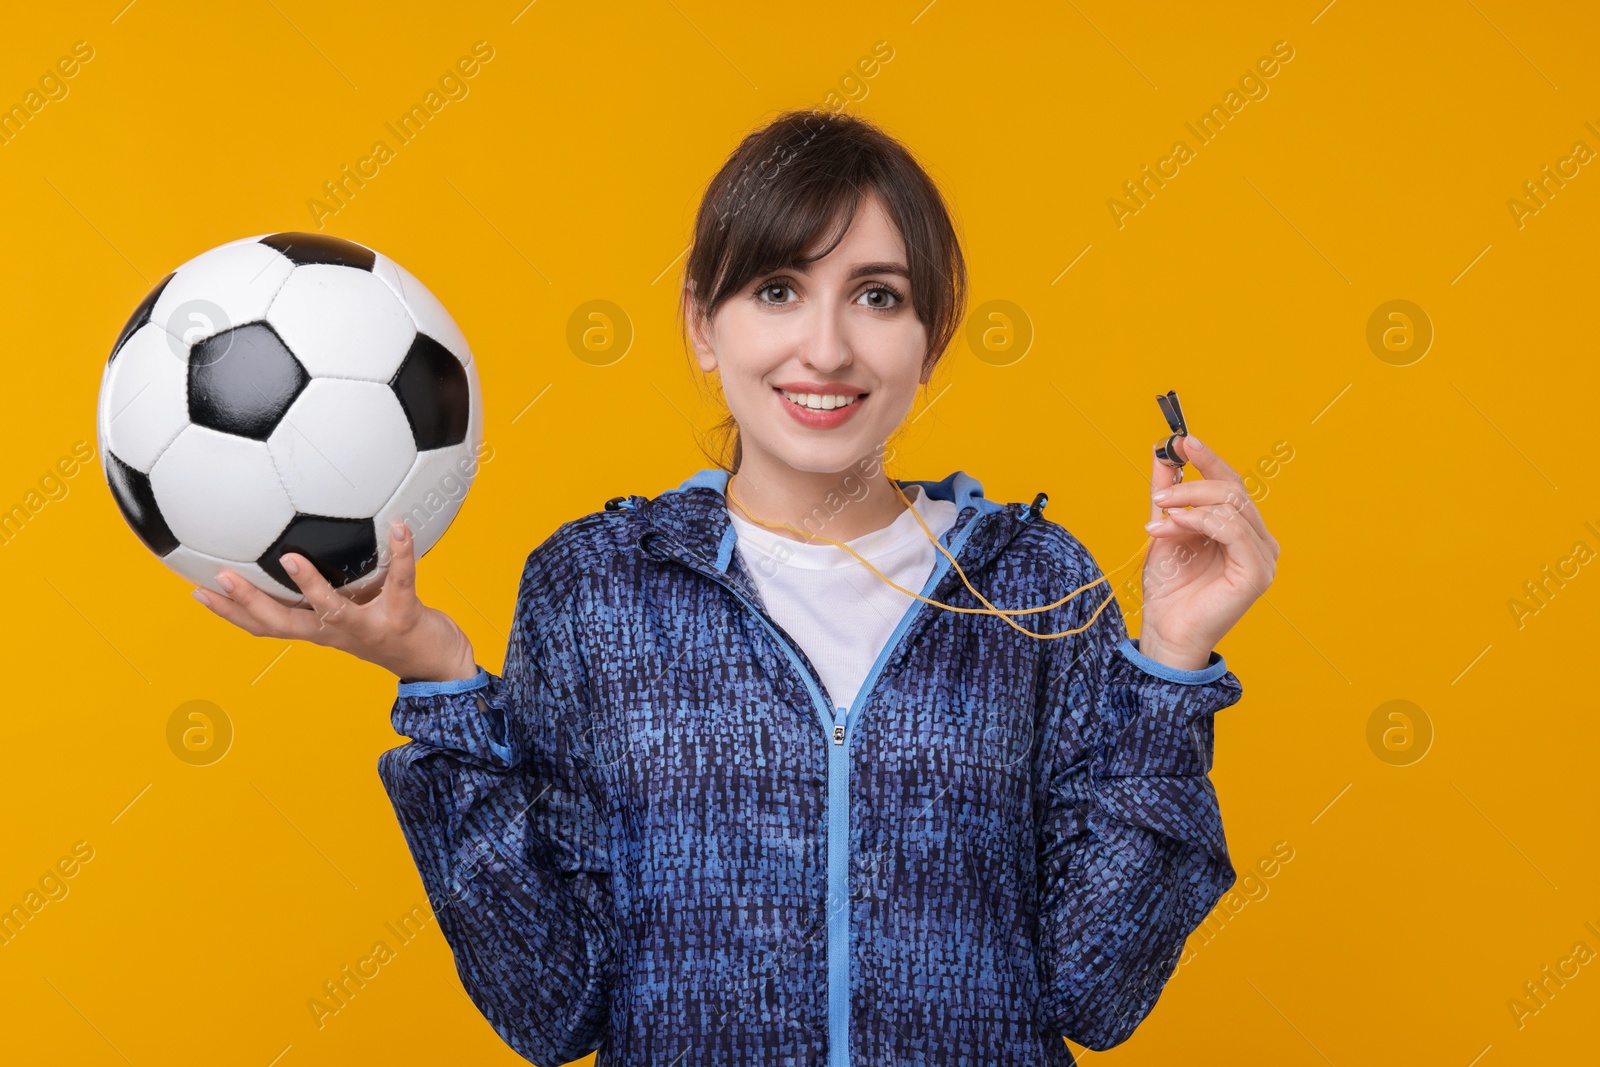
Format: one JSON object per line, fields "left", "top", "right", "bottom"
{"left": 377, "top": 468, "right": 1243, "bottom": 1066}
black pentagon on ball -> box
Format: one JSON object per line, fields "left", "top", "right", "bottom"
{"left": 258, "top": 515, "right": 379, "bottom": 591}
{"left": 105, "top": 450, "right": 180, "bottom": 556}
{"left": 259, "top": 232, "right": 376, "bottom": 271}
{"left": 391, "top": 333, "right": 470, "bottom": 449}
{"left": 188, "top": 322, "right": 310, "bottom": 440}
{"left": 108, "top": 271, "right": 175, "bottom": 364}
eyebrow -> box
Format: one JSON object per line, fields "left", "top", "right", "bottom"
{"left": 773, "top": 261, "right": 910, "bottom": 281}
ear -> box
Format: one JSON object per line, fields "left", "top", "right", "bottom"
{"left": 917, "top": 355, "right": 934, "bottom": 387}
{"left": 685, "top": 284, "right": 718, "bottom": 373}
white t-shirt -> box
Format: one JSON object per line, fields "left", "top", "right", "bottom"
{"left": 727, "top": 484, "right": 959, "bottom": 714}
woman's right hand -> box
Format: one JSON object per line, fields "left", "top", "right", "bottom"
{"left": 193, "top": 519, "right": 478, "bottom": 684}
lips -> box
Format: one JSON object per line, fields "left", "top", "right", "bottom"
{"left": 773, "top": 386, "right": 867, "bottom": 428}
{"left": 777, "top": 388, "right": 862, "bottom": 411}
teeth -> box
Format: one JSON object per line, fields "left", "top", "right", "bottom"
{"left": 781, "top": 390, "right": 861, "bottom": 411}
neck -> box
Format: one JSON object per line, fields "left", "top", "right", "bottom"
{"left": 726, "top": 449, "right": 910, "bottom": 545}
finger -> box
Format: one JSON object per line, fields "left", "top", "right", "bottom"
{"left": 193, "top": 585, "right": 274, "bottom": 637}
{"left": 209, "top": 570, "right": 327, "bottom": 641}
{"left": 1152, "top": 476, "right": 1273, "bottom": 546}
{"left": 382, "top": 519, "right": 419, "bottom": 607}
{"left": 278, "top": 551, "right": 363, "bottom": 634}
{"left": 1151, "top": 503, "right": 1275, "bottom": 587}
{"left": 1179, "top": 434, "right": 1243, "bottom": 485}
{"left": 1149, "top": 447, "right": 1183, "bottom": 525}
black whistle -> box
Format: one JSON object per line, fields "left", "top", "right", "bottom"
{"left": 1154, "top": 390, "right": 1190, "bottom": 472}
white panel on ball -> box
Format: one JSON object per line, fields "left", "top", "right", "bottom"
{"left": 164, "top": 544, "right": 307, "bottom": 607}
{"left": 371, "top": 253, "right": 473, "bottom": 367}
{"left": 149, "top": 425, "right": 295, "bottom": 560}
{"left": 267, "top": 265, "right": 416, "bottom": 381}
{"left": 98, "top": 323, "right": 190, "bottom": 474}
{"left": 373, "top": 442, "right": 475, "bottom": 566}
{"left": 268, "top": 378, "right": 417, "bottom": 518}
{"left": 149, "top": 239, "right": 296, "bottom": 348}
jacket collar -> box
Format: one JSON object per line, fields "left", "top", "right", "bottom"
{"left": 631, "top": 467, "right": 1033, "bottom": 603}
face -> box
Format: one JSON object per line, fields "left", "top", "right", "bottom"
{"left": 687, "top": 191, "right": 930, "bottom": 477}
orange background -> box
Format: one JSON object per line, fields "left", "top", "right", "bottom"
{"left": 3, "top": 1, "right": 1597, "bottom": 1063}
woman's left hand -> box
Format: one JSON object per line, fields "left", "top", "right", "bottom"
{"left": 1136, "top": 435, "right": 1279, "bottom": 671}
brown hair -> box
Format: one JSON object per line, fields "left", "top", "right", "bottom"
{"left": 678, "top": 109, "right": 967, "bottom": 473}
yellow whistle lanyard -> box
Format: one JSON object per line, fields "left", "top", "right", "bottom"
{"left": 724, "top": 477, "right": 1157, "bottom": 641}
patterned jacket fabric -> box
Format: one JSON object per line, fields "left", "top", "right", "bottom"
{"left": 377, "top": 468, "right": 1244, "bottom": 1066}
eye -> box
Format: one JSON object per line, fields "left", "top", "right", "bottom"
{"left": 754, "top": 280, "right": 796, "bottom": 306}
{"left": 858, "top": 283, "right": 905, "bottom": 311}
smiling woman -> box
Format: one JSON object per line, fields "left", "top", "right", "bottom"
{"left": 370, "top": 109, "right": 1266, "bottom": 1066}
{"left": 199, "top": 107, "right": 1277, "bottom": 1067}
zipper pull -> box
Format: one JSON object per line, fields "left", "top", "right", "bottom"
{"left": 832, "top": 705, "right": 847, "bottom": 745}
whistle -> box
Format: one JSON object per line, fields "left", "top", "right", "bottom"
{"left": 1154, "top": 390, "right": 1190, "bottom": 481}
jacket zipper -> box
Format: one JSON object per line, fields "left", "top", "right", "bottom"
{"left": 662, "top": 508, "right": 986, "bottom": 1067}
{"left": 826, "top": 703, "right": 851, "bottom": 1067}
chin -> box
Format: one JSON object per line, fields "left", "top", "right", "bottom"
{"left": 771, "top": 437, "right": 880, "bottom": 476}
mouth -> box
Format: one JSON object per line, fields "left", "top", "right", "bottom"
{"left": 773, "top": 387, "right": 868, "bottom": 412}
{"left": 772, "top": 386, "right": 869, "bottom": 429}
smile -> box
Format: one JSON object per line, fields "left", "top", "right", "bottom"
{"left": 777, "top": 389, "right": 864, "bottom": 411}
{"left": 772, "top": 386, "right": 868, "bottom": 430}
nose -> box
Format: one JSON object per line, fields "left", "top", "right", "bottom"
{"left": 796, "top": 299, "right": 852, "bottom": 373}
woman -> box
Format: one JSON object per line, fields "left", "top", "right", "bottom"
{"left": 197, "top": 110, "right": 1278, "bottom": 1066}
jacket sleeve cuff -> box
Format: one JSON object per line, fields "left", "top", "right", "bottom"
{"left": 1118, "top": 636, "right": 1229, "bottom": 685}
{"left": 1099, "top": 640, "right": 1243, "bottom": 778}
{"left": 396, "top": 666, "right": 491, "bottom": 698}
{"left": 390, "top": 668, "right": 517, "bottom": 768}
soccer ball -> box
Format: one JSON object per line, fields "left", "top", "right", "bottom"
{"left": 96, "top": 232, "right": 484, "bottom": 608}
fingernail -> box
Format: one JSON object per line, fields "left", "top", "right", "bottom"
{"left": 1144, "top": 519, "right": 1165, "bottom": 532}
{"left": 1186, "top": 434, "right": 1204, "bottom": 451}
{"left": 216, "top": 573, "right": 235, "bottom": 593}
{"left": 282, "top": 555, "right": 300, "bottom": 575}
{"left": 192, "top": 589, "right": 212, "bottom": 607}
{"left": 1152, "top": 488, "right": 1172, "bottom": 502}
{"left": 391, "top": 519, "right": 408, "bottom": 541}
